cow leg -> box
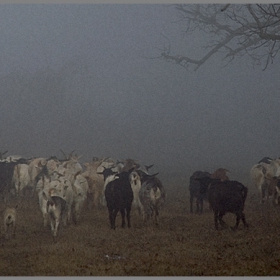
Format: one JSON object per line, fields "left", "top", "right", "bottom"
{"left": 190, "top": 195, "right": 194, "bottom": 213}
{"left": 261, "top": 185, "right": 266, "bottom": 203}
{"left": 109, "top": 208, "right": 118, "bottom": 230}
{"left": 120, "top": 208, "right": 126, "bottom": 228}
{"left": 112, "top": 209, "right": 119, "bottom": 229}
{"left": 73, "top": 203, "right": 80, "bottom": 225}
{"left": 214, "top": 211, "right": 219, "bottom": 230}
{"left": 62, "top": 209, "right": 68, "bottom": 227}
{"left": 52, "top": 217, "right": 60, "bottom": 242}
{"left": 241, "top": 212, "right": 249, "bottom": 228}
{"left": 50, "top": 218, "right": 55, "bottom": 236}
{"left": 155, "top": 208, "right": 160, "bottom": 225}
{"left": 12, "top": 224, "right": 16, "bottom": 239}
{"left": 231, "top": 213, "right": 241, "bottom": 231}
{"left": 218, "top": 212, "right": 227, "bottom": 228}
{"left": 87, "top": 193, "right": 94, "bottom": 210}
{"left": 43, "top": 213, "right": 49, "bottom": 228}
{"left": 126, "top": 207, "right": 132, "bottom": 228}
{"left": 108, "top": 208, "right": 114, "bottom": 229}
{"left": 197, "top": 196, "right": 203, "bottom": 214}
{"left": 137, "top": 205, "right": 142, "bottom": 216}
{"left": 94, "top": 192, "right": 100, "bottom": 209}
{"left": 67, "top": 206, "right": 72, "bottom": 225}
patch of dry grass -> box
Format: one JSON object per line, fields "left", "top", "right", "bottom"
{"left": 0, "top": 181, "right": 280, "bottom": 276}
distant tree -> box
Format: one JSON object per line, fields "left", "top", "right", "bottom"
{"left": 161, "top": 4, "right": 280, "bottom": 71}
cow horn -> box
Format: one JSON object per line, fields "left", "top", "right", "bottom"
{"left": 145, "top": 164, "right": 154, "bottom": 170}
{"left": 60, "top": 149, "right": 67, "bottom": 159}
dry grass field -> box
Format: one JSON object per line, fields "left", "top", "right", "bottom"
{"left": 0, "top": 174, "right": 280, "bottom": 276}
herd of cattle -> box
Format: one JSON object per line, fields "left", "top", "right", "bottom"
{"left": 0, "top": 151, "right": 165, "bottom": 241}
{"left": 1, "top": 150, "right": 280, "bottom": 241}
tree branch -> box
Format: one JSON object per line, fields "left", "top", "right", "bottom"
{"left": 161, "top": 4, "right": 280, "bottom": 70}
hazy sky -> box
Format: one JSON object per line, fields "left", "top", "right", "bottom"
{"left": 0, "top": 4, "right": 279, "bottom": 180}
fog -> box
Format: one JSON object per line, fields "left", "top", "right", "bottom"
{"left": 0, "top": 4, "right": 279, "bottom": 183}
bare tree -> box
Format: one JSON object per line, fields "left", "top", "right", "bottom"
{"left": 161, "top": 4, "right": 280, "bottom": 71}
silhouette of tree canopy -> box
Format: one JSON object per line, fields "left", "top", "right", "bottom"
{"left": 161, "top": 4, "right": 280, "bottom": 71}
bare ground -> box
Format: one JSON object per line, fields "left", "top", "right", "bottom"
{"left": 0, "top": 180, "right": 280, "bottom": 276}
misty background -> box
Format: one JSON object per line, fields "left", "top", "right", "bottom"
{"left": 0, "top": 4, "right": 279, "bottom": 185}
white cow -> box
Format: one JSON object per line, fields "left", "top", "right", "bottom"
{"left": 250, "top": 158, "right": 280, "bottom": 203}
{"left": 36, "top": 169, "right": 74, "bottom": 228}
{"left": 82, "top": 158, "right": 110, "bottom": 209}
{"left": 12, "top": 163, "right": 31, "bottom": 196}
{"left": 129, "top": 171, "right": 144, "bottom": 215}
{"left": 58, "top": 156, "right": 83, "bottom": 184}
{"left": 72, "top": 174, "right": 89, "bottom": 223}
{"left": 49, "top": 177, "right": 74, "bottom": 225}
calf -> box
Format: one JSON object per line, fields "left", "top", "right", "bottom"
{"left": 3, "top": 207, "right": 17, "bottom": 239}
{"left": 197, "top": 177, "right": 248, "bottom": 230}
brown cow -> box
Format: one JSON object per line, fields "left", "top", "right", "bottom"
{"left": 210, "top": 168, "right": 230, "bottom": 182}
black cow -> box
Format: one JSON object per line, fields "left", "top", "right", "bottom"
{"left": 196, "top": 176, "right": 248, "bottom": 230}
{"left": 100, "top": 167, "right": 134, "bottom": 230}
{"left": 189, "top": 171, "right": 211, "bottom": 214}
